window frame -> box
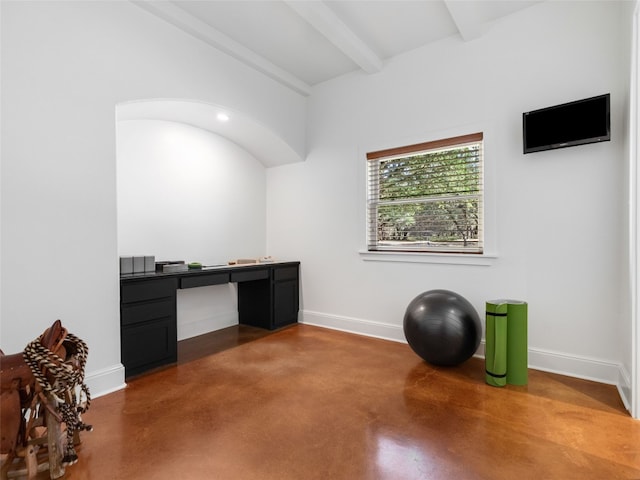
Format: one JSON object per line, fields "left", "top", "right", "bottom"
{"left": 366, "top": 132, "right": 484, "bottom": 255}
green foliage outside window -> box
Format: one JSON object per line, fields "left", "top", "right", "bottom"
{"left": 369, "top": 138, "right": 483, "bottom": 253}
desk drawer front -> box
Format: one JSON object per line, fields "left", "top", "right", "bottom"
{"left": 231, "top": 270, "right": 269, "bottom": 283}
{"left": 274, "top": 266, "right": 298, "bottom": 281}
{"left": 121, "top": 317, "right": 177, "bottom": 373}
{"left": 121, "top": 278, "right": 176, "bottom": 304}
{"left": 180, "top": 273, "right": 230, "bottom": 289}
{"left": 121, "top": 299, "right": 175, "bottom": 326}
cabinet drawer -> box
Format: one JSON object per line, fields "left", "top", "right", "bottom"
{"left": 121, "top": 278, "right": 176, "bottom": 304}
{"left": 121, "top": 317, "right": 176, "bottom": 374}
{"left": 231, "top": 269, "right": 269, "bottom": 283}
{"left": 121, "top": 299, "right": 175, "bottom": 326}
{"left": 274, "top": 266, "right": 298, "bottom": 281}
{"left": 180, "top": 273, "right": 229, "bottom": 289}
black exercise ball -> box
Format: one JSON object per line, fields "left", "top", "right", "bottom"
{"left": 403, "top": 289, "right": 481, "bottom": 366}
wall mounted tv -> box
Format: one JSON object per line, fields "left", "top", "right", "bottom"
{"left": 522, "top": 93, "right": 610, "bottom": 154}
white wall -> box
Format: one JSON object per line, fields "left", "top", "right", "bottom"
{"left": 117, "top": 120, "right": 266, "bottom": 263}
{"left": 619, "top": 0, "right": 638, "bottom": 415}
{"left": 267, "top": 1, "right": 631, "bottom": 389}
{"left": 625, "top": 0, "right": 640, "bottom": 418}
{"left": 1, "top": 1, "right": 305, "bottom": 396}
{"left": 117, "top": 119, "right": 267, "bottom": 339}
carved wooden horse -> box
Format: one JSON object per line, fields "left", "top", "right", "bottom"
{"left": 0, "top": 320, "right": 91, "bottom": 479}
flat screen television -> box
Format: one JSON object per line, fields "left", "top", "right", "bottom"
{"left": 522, "top": 93, "right": 610, "bottom": 154}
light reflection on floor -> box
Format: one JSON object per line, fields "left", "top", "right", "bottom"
{"left": 375, "top": 433, "right": 434, "bottom": 479}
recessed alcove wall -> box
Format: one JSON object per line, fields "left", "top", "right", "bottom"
{"left": 116, "top": 99, "right": 298, "bottom": 339}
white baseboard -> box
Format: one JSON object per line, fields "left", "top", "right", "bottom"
{"left": 177, "top": 311, "right": 238, "bottom": 341}
{"left": 85, "top": 363, "right": 126, "bottom": 399}
{"left": 301, "top": 309, "right": 626, "bottom": 390}
{"left": 617, "top": 364, "right": 632, "bottom": 412}
{"left": 302, "top": 310, "right": 406, "bottom": 343}
{"left": 526, "top": 345, "right": 622, "bottom": 385}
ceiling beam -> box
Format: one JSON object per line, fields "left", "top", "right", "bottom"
{"left": 284, "top": 0, "right": 383, "bottom": 75}
{"left": 131, "top": 0, "right": 311, "bottom": 96}
{"left": 443, "top": 0, "right": 484, "bottom": 42}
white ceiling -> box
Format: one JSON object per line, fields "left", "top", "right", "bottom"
{"left": 133, "top": 0, "right": 542, "bottom": 96}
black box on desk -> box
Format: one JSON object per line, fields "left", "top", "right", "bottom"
{"left": 155, "top": 261, "right": 187, "bottom": 273}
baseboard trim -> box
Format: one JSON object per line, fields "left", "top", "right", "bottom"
{"left": 617, "top": 364, "right": 632, "bottom": 412}
{"left": 526, "top": 345, "right": 622, "bottom": 385}
{"left": 85, "top": 363, "right": 126, "bottom": 399}
{"left": 301, "top": 310, "right": 405, "bottom": 343}
{"left": 177, "top": 312, "right": 238, "bottom": 341}
{"left": 302, "top": 310, "right": 625, "bottom": 388}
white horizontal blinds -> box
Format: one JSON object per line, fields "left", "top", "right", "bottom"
{"left": 367, "top": 133, "right": 484, "bottom": 254}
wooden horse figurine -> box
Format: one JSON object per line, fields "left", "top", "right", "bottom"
{"left": 0, "top": 320, "right": 92, "bottom": 479}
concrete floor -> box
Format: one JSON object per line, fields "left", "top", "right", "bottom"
{"left": 10, "top": 324, "right": 640, "bottom": 479}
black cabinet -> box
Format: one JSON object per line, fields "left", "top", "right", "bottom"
{"left": 237, "top": 263, "right": 299, "bottom": 330}
{"left": 120, "top": 278, "right": 177, "bottom": 378}
{"left": 273, "top": 265, "right": 299, "bottom": 329}
{"left": 120, "top": 262, "right": 300, "bottom": 378}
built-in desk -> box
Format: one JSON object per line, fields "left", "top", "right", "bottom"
{"left": 120, "top": 261, "right": 300, "bottom": 378}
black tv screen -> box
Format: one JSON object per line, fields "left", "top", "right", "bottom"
{"left": 523, "top": 94, "right": 610, "bottom": 154}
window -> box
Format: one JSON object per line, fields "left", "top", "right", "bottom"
{"left": 366, "top": 132, "right": 483, "bottom": 254}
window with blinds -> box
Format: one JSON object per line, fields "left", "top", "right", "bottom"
{"left": 367, "top": 132, "right": 484, "bottom": 254}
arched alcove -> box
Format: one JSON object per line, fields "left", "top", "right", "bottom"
{"left": 116, "top": 99, "right": 303, "bottom": 167}
{"left": 115, "top": 99, "right": 295, "bottom": 340}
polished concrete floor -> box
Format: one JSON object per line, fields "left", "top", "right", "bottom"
{"left": 19, "top": 324, "right": 640, "bottom": 479}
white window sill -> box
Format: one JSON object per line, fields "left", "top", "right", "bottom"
{"left": 358, "top": 250, "right": 497, "bottom": 266}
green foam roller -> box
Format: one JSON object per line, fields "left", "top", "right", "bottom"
{"left": 506, "top": 301, "right": 528, "bottom": 385}
{"left": 485, "top": 301, "right": 508, "bottom": 387}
